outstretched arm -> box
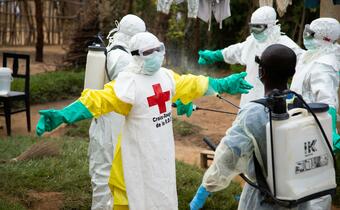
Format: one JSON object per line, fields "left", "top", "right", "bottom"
{"left": 169, "top": 70, "right": 253, "bottom": 105}
{"left": 198, "top": 41, "right": 246, "bottom": 65}
{"left": 36, "top": 81, "right": 132, "bottom": 136}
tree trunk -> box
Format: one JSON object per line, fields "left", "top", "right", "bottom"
{"left": 297, "top": 5, "right": 306, "bottom": 47}
{"left": 34, "top": 0, "right": 44, "bottom": 62}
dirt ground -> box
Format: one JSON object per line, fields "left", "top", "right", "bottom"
{"left": 0, "top": 46, "right": 66, "bottom": 75}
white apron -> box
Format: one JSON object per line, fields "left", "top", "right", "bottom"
{"left": 114, "top": 69, "right": 178, "bottom": 210}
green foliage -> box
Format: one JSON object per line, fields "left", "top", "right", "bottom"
{"left": 166, "top": 5, "right": 186, "bottom": 43}
{"left": 11, "top": 70, "right": 84, "bottom": 104}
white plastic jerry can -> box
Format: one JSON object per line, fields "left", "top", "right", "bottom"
{"left": 0, "top": 67, "right": 13, "bottom": 95}
{"left": 84, "top": 44, "right": 106, "bottom": 90}
{"left": 266, "top": 107, "right": 336, "bottom": 201}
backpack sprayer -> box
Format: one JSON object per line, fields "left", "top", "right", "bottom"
{"left": 84, "top": 33, "right": 128, "bottom": 90}
{"left": 202, "top": 89, "right": 337, "bottom": 208}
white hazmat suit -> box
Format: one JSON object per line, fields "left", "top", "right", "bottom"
{"left": 221, "top": 6, "right": 302, "bottom": 107}
{"left": 290, "top": 18, "right": 340, "bottom": 109}
{"left": 290, "top": 17, "right": 340, "bottom": 151}
{"left": 198, "top": 6, "right": 303, "bottom": 108}
{"left": 88, "top": 14, "right": 146, "bottom": 210}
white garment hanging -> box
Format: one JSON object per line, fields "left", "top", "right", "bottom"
{"left": 197, "top": 0, "right": 231, "bottom": 30}
{"left": 258, "top": 0, "right": 292, "bottom": 16}
{"left": 157, "top": 0, "right": 200, "bottom": 19}
{"left": 276, "top": 0, "right": 292, "bottom": 17}
{"left": 187, "top": 0, "right": 200, "bottom": 18}
{"left": 157, "top": 0, "right": 174, "bottom": 14}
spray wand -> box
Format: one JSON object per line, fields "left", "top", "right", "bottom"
{"left": 171, "top": 103, "right": 237, "bottom": 115}
{"left": 216, "top": 94, "right": 240, "bottom": 109}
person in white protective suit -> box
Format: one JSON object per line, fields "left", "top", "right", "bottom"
{"left": 36, "top": 32, "right": 253, "bottom": 210}
{"left": 88, "top": 14, "right": 145, "bottom": 210}
{"left": 198, "top": 6, "right": 303, "bottom": 108}
{"left": 290, "top": 17, "right": 340, "bottom": 152}
{"left": 190, "top": 44, "right": 332, "bottom": 210}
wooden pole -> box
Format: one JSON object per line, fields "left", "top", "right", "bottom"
{"left": 34, "top": 0, "right": 44, "bottom": 62}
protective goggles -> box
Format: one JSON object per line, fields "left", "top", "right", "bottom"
{"left": 131, "top": 43, "right": 165, "bottom": 57}
{"left": 303, "top": 24, "right": 315, "bottom": 40}
{"left": 249, "top": 23, "right": 268, "bottom": 34}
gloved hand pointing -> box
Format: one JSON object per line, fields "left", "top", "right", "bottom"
{"left": 198, "top": 50, "right": 224, "bottom": 65}
{"left": 206, "top": 72, "right": 253, "bottom": 95}
{"left": 190, "top": 185, "right": 211, "bottom": 210}
{"left": 36, "top": 101, "right": 93, "bottom": 136}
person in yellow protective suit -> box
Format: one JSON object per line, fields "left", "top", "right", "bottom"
{"left": 89, "top": 14, "right": 146, "bottom": 210}
{"left": 36, "top": 32, "right": 253, "bottom": 210}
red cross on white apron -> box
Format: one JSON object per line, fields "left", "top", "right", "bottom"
{"left": 147, "top": 83, "right": 170, "bottom": 114}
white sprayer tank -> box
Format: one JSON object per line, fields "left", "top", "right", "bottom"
{"left": 84, "top": 44, "right": 106, "bottom": 90}
{"left": 265, "top": 105, "right": 336, "bottom": 200}
{"left": 0, "top": 67, "right": 13, "bottom": 95}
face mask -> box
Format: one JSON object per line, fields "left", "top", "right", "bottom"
{"left": 252, "top": 31, "right": 268, "bottom": 42}
{"left": 303, "top": 38, "right": 317, "bottom": 50}
{"left": 143, "top": 52, "right": 164, "bottom": 75}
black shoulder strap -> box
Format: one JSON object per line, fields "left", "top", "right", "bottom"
{"left": 109, "top": 45, "right": 128, "bottom": 53}
{"left": 104, "top": 45, "right": 129, "bottom": 82}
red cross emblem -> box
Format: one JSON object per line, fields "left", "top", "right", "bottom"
{"left": 147, "top": 83, "right": 170, "bottom": 114}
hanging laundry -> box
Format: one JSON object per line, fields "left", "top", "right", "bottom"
{"left": 157, "top": 0, "right": 174, "bottom": 14}
{"left": 157, "top": 0, "right": 200, "bottom": 19}
{"left": 197, "top": 0, "right": 231, "bottom": 30}
{"left": 259, "top": 0, "right": 273, "bottom": 7}
{"left": 276, "top": 0, "right": 292, "bottom": 17}
{"left": 187, "top": 0, "right": 200, "bottom": 18}
{"left": 304, "top": 0, "right": 320, "bottom": 8}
